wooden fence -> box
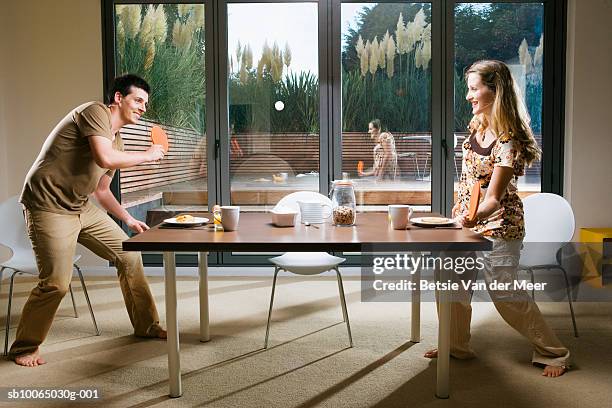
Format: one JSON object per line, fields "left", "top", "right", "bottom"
{"left": 119, "top": 122, "right": 542, "bottom": 198}
{"left": 120, "top": 120, "right": 205, "bottom": 195}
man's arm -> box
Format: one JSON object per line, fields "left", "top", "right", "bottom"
{"left": 89, "top": 136, "right": 165, "bottom": 170}
{"left": 93, "top": 174, "right": 149, "bottom": 233}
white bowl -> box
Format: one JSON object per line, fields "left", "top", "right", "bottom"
{"left": 271, "top": 210, "right": 298, "bottom": 227}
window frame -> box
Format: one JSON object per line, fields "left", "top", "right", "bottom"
{"left": 101, "top": 0, "right": 567, "bottom": 267}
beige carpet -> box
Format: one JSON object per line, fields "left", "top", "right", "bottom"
{"left": 0, "top": 274, "right": 610, "bottom": 408}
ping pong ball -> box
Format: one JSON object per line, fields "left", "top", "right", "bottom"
{"left": 274, "top": 101, "right": 285, "bottom": 111}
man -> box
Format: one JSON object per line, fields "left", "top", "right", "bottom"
{"left": 10, "top": 74, "right": 167, "bottom": 367}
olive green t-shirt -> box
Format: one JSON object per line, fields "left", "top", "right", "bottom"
{"left": 20, "top": 102, "right": 123, "bottom": 214}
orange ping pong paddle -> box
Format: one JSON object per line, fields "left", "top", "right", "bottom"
{"left": 151, "top": 126, "right": 169, "bottom": 153}
{"left": 467, "top": 182, "right": 481, "bottom": 222}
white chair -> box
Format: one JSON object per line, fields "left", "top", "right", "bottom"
{"left": 265, "top": 192, "right": 353, "bottom": 349}
{"left": 520, "top": 193, "right": 578, "bottom": 337}
{"left": 0, "top": 196, "right": 100, "bottom": 356}
{"left": 397, "top": 151, "right": 420, "bottom": 179}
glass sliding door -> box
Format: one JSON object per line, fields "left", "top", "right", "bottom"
{"left": 453, "top": 3, "right": 544, "bottom": 202}
{"left": 113, "top": 3, "right": 208, "bottom": 228}
{"left": 340, "top": 2, "right": 433, "bottom": 211}
{"left": 226, "top": 2, "right": 320, "bottom": 210}
{"left": 103, "top": 0, "right": 564, "bottom": 267}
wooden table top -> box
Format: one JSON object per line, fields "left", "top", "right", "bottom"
{"left": 123, "top": 212, "right": 491, "bottom": 253}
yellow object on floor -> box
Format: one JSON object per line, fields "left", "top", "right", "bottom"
{"left": 580, "top": 228, "right": 612, "bottom": 288}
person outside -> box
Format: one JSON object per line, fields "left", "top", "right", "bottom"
{"left": 358, "top": 119, "right": 398, "bottom": 181}
{"left": 10, "top": 74, "right": 167, "bottom": 367}
{"left": 424, "top": 60, "right": 570, "bottom": 377}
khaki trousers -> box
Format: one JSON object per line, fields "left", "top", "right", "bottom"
{"left": 437, "top": 238, "right": 570, "bottom": 367}
{"left": 9, "top": 202, "right": 161, "bottom": 358}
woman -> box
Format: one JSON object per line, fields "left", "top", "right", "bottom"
{"left": 424, "top": 60, "right": 570, "bottom": 377}
{"left": 359, "top": 119, "right": 398, "bottom": 180}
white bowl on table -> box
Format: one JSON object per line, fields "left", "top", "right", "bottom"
{"left": 270, "top": 208, "right": 298, "bottom": 227}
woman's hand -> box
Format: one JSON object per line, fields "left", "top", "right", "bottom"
{"left": 458, "top": 212, "right": 478, "bottom": 228}
{"left": 451, "top": 203, "right": 461, "bottom": 218}
{"left": 458, "top": 207, "right": 505, "bottom": 228}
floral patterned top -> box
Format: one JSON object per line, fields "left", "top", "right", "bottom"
{"left": 456, "top": 131, "right": 526, "bottom": 239}
{"left": 373, "top": 132, "right": 398, "bottom": 180}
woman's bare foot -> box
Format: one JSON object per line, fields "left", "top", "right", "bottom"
{"left": 424, "top": 349, "right": 438, "bottom": 359}
{"left": 542, "top": 365, "right": 567, "bottom": 377}
{"left": 14, "top": 350, "right": 46, "bottom": 367}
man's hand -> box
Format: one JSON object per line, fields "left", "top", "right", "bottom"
{"left": 126, "top": 217, "right": 150, "bottom": 233}
{"left": 147, "top": 144, "right": 166, "bottom": 162}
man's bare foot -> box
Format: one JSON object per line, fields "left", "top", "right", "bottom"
{"left": 542, "top": 365, "right": 567, "bottom": 377}
{"left": 14, "top": 350, "right": 46, "bottom": 367}
{"left": 424, "top": 349, "right": 438, "bottom": 359}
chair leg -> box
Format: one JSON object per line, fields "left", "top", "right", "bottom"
{"left": 264, "top": 267, "right": 280, "bottom": 349}
{"left": 558, "top": 265, "right": 579, "bottom": 338}
{"left": 335, "top": 268, "right": 353, "bottom": 348}
{"left": 0, "top": 266, "right": 5, "bottom": 292}
{"left": 469, "top": 269, "right": 479, "bottom": 303}
{"left": 414, "top": 156, "right": 420, "bottom": 179}
{"left": 525, "top": 267, "right": 535, "bottom": 300}
{"left": 4, "top": 270, "right": 19, "bottom": 356}
{"left": 68, "top": 283, "right": 78, "bottom": 318}
{"left": 74, "top": 264, "right": 100, "bottom": 336}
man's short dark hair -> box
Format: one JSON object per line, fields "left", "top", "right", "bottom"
{"left": 107, "top": 74, "right": 150, "bottom": 104}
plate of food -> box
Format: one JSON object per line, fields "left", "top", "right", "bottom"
{"left": 410, "top": 217, "right": 456, "bottom": 227}
{"left": 163, "top": 215, "right": 209, "bottom": 226}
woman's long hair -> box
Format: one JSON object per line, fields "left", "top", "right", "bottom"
{"left": 465, "top": 60, "right": 541, "bottom": 166}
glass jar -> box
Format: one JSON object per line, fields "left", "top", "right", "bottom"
{"left": 330, "top": 180, "right": 356, "bottom": 226}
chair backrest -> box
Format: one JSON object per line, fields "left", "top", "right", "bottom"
{"left": 273, "top": 192, "right": 332, "bottom": 220}
{"left": 0, "top": 196, "right": 32, "bottom": 254}
{"left": 520, "top": 193, "right": 575, "bottom": 266}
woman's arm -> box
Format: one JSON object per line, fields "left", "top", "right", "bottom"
{"left": 460, "top": 165, "right": 513, "bottom": 227}
{"left": 360, "top": 167, "right": 375, "bottom": 177}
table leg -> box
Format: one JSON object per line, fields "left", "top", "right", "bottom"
{"left": 199, "top": 252, "right": 210, "bottom": 342}
{"left": 410, "top": 260, "right": 421, "bottom": 343}
{"left": 436, "top": 265, "right": 450, "bottom": 399}
{"left": 163, "top": 252, "right": 182, "bottom": 398}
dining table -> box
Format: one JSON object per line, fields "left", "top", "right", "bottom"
{"left": 123, "top": 212, "right": 491, "bottom": 399}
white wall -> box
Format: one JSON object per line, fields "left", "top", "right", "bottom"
{"left": 0, "top": 5, "right": 9, "bottom": 202}
{"left": 1, "top": 0, "right": 105, "bottom": 265}
{"left": 565, "top": 0, "right": 612, "bottom": 232}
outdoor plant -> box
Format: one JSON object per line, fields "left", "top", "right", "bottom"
{"left": 113, "top": 3, "right": 543, "bottom": 136}
{"left": 115, "top": 4, "right": 206, "bottom": 134}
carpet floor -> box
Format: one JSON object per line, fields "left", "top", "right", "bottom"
{"left": 1, "top": 275, "right": 610, "bottom": 408}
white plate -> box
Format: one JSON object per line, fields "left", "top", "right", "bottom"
{"left": 163, "top": 216, "right": 209, "bottom": 226}
{"left": 410, "top": 217, "right": 455, "bottom": 227}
